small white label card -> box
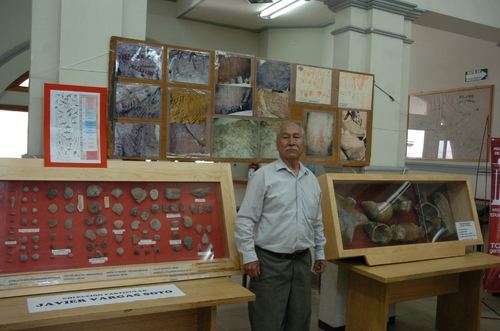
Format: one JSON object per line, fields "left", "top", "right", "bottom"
{"left": 456, "top": 221, "right": 478, "bottom": 241}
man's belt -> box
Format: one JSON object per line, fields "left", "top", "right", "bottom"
{"left": 257, "top": 246, "right": 309, "bottom": 260}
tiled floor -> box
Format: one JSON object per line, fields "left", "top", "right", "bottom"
{"left": 216, "top": 275, "right": 500, "bottom": 331}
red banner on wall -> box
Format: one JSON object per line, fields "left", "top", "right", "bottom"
{"left": 485, "top": 137, "right": 500, "bottom": 292}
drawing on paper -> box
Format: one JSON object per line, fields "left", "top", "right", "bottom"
{"left": 214, "top": 85, "right": 252, "bottom": 116}
{"left": 257, "top": 89, "right": 290, "bottom": 119}
{"left": 340, "top": 110, "right": 367, "bottom": 161}
{"left": 169, "top": 91, "right": 208, "bottom": 125}
{"left": 113, "top": 122, "right": 160, "bottom": 158}
{"left": 256, "top": 60, "right": 291, "bottom": 91}
{"left": 338, "top": 72, "right": 373, "bottom": 110}
{"left": 306, "top": 111, "right": 335, "bottom": 156}
{"left": 168, "top": 49, "right": 210, "bottom": 85}
{"left": 116, "top": 42, "right": 163, "bottom": 80}
{"left": 295, "top": 65, "right": 332, "bottom": 105}
{"left": 259, "top": 121, "right": 283, "bottom": 159}
{"left": 212, "top": 118, "right": 258, "bottom": 159}
{"left": 169, "top": 123, "right": 207, "bottom": 156}
{"left": 115, "top": 83, "right": 161, "bottom": 119}
{"left": 216, "top": 54, "right": 251, "bottom": 85}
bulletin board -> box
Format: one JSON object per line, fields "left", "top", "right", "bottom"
{"left": 407, "top": 85, "right": 493, "bottom": 162}
{"left": 107, "top": 36, "right": 374, "bottom": 166}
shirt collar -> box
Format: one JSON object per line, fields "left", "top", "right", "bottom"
{"left": 275, "top": 157, "right": 308, "bottom": 177}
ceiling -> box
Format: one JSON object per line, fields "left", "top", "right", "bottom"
{"left": 173, "top": 0, "right": 500, "bottom": 43}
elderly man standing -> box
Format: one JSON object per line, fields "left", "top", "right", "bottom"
{"left": 234, "top": 122, "right": 327, "bottom": 331}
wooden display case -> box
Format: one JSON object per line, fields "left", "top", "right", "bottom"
{"left": 318, "top": 174, "right": 483, "bottom": 266}
{"left": 0, "top": 159, "right": 242, "bottom": 298}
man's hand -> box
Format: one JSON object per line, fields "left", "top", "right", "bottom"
{"left": 244, "top": 260, "right": 260, "bottom": 278}
{"left": 313, "top": 260, "right": 326, "bottom": 274}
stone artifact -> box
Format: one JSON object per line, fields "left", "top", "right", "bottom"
{"left": 22, "top": 186, "right": 28, "bottom": 192}
{"left": 21, "top": 218, "right": 28, "bottom": 225}
{"left": 132, "top": 234, "right": 140, "bottom": 245}
{"left": 150, "top": 189, "right": 159, "bottom": 200}
{"left": 364, "top": 222, "right": 393, "bottom": 243}
{"left": 171, "top": 220, "right": 180, "bottom": 227}
{"left": 64, "top": 218, "right": 73, "bottom": 230}
{"left": 206, "top": 203, "right": 212, "bottom": 213}
{"left": 201, "top": 233, "right": 209, "bottom": 245}
{"left": 433, "top": 192, "right": 457, "bottom": 238}
{"left": 96, "top": 228, "right": 107, "bottom": 237}
{"left": 32, "top": 254, "right": 40, "bottom": 261}
{"left": 184, "top": 237, "right": 194, "bottom": 250}
{"left": 151, "top": 204, "right": 159, "bottom": 213}
{"left": 112, "top": 203, "right": 124, "bottom": 215}
{"left": 182, "top": 215, "right": 193, "bottom": 228}
{"left": 88, "top": 201, "right": 102, "bottom": 214}
{"left": 63, "top": 186, "right": 73, "bottom": 199}
{"left": 116, "top": 247, "right": 124, "bottom": 256}
{"left": 0, "top": 195, "right": 3, "bottom": 206}
{"left": 170, "top": 203, "right": 179, "bottom": 213}
{"left": 173, "top": 232, "right": 180, "bottom": 239}
{"left": 197, "top": 244, "right": 202, "bottom": 252}
{"left": 206, "top": 225, "right": 212, "bottom": 233}
{"left": 86, "top": 184, "right": 103, "bottom": 197}
{"left": 22, "top": 197, "right": 27, "bottom": 203}
{"left": 95, "top": 215, "right": 107, "bottom": 227}
{"left": 32, "top": 219, "right": 38, "bottom": 225}
{"left": 33, "top": 187, "right": 39, "bottom": 192}
{"left": 131, "top": 187, "right": 147, "bottom": 203}
{"left": 85, "top": 229, "right": 96, "bottom": 241}
{"left": 49, "top": 233, "right": 56, "bottom": 239}
{"left": 150, "top": 218, "right": 162, "bottom": 232}
{"left": 95, "top": 250, "right": 102, "bottom": 258}
{"left": 179, "top": 203, "right": 185, "bottom": 212}
{"left": 189, "top": 203, "right": 196, "bottom": 214}
{"left": 162, "top": 204, "right": 169, "bottom": 213}
{"left": 154, "top": 234, "right": 160, "bottom": 240}
{"left": 115, "top": 235, "right": 123, "bottom": 243}
{"left": 100, "top": 241, "right": 108, "bottom": 249}
{"left": 111, "top": 188, "right": 123, "bottom": 199}
{"left": 190, "top": 188, "right": 210, "bottom": 198}
{"left": 196, "top": 225, "right": 202, "bottom": 234}
{"left": 20, "top": 236, "right": 28, "bottom": 244}
{"left": 131, "top": 206, "right": 139, "bottom": 216}
{"left": 48, "top": 219, "right": 57, "bottom": 228}
{"left": 77, "top": 195, "right": 84, "bottom": 212}
{"left": 20, "top": 255, "right": 28, "bottom": 262}
{"left": 131, "top": 220, "right": 141, "bottom": 230}
{"left": 85, "top": 217, "right": 95, "bottom": 225}
{"left": 134, "top": 250, "right": 140, "bottom": 255}
{"left": 34, "top": 245, "right": 39, "bottom": 250}
{"left": 65, "top": 203, "right": 75, "bottom": 213}
{"left": 48, "top": 204, "right": 58, "bottom": 214}
{"left": 173, "top": 245, "right": 182, "bottom": 251}
{"left": 141, "top": 210, "right": 149, "bottom": 221}
{"left": 32, "top": 207, "right": 38, "bottom": 214}
{"left": 86, "top": 243, "right": 94, "bottom": 251}
{"left": 335, "top": 193, "right": 370, "bottom": 245}
{"left": 391, "top": 223, "right": 425, "bottom": 242}
{"left": 199, "top": 204, "right": 204, "bottom": 214}
{"left": 32, "top": 235, "right": 39, "bottom": 243}
{"left": 114, "top": 220, "right": 124, "bottom": 229}
{"left": 46, "top": 188, "right": 58, "bottom": 199}
{"left": 68, "top": 234, "right": 73, "bottom": 239}
{"left": 165, "top": 188, "right": 181, "bottom": 200}
{"left": 21, "top": 207, "right": 27, "bottom": 214}
{"left": 414, "top": 192, "right": 442, "bottom": 234}
{"left": 68, "top": 243, "right": 73, "bottom": 248}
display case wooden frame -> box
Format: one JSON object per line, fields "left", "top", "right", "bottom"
{"left": 0, "top": 159, "right": 242, "bottom": 298}
{"left": 318, "top": 174, "right": 483, "bottom": 266}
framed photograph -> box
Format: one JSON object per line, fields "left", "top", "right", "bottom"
{"left": 43, "top": 83, "right": 107, "bottom": 168}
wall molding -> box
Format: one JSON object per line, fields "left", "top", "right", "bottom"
{"left": 324, "top": 0, "right": 425, "bottom": 21}
{"left": 0, "top": 41, "right": 30, "bottom": 70}
{"left": 330, "top": 25, "right": 414, "bottom": 43}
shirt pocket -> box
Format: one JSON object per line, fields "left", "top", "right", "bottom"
{"left": 301, "top": 190, "right": 320, "bottom": 221}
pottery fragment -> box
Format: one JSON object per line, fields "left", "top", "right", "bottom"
{"left": 88, "top": 201, "right": 102, "bottom": 214}
{"left": 86, "top": 185, "right": 103, "bottom": 197}
{"left": 131, "top": 187, "right": 147, "bottom": 203}
{"left": 182, "top": 215, "right": 193, "bottom": 228}
{"left": 46, "top": 188, "right": 58, "bottom": 199}
{"left": 112, "top": 203, "right": 124, "bottom": 215}
{"left": 64, "top": 218, "right": 73, "bottom": 230}
{"left": 63, "top": 186, "right": 73, "bottom": 199}
{"left": 190, "top": 188, "right": 210, "bottom": 198}
{"left": 165, "top": 188, "right": 181, "bottom": 200}
{"left": 110, "top": 188, "right": 123, "bottom": 199}
{"left": 131, "top": 220, "right": 141, "bottom": 230}
{"left": 150, "top": 218, "right": 161, "bottom": 232}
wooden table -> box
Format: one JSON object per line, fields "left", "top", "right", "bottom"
{"left": 333, "top": 251, "right": 500, "bottom": 331}
{"left": 0, "top": 277, "right": 255, "bottom": 331}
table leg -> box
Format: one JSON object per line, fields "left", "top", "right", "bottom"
{"left": 346, "top": 271, "right": 389, "bottom": 331}
{"left": 198, "top": 306, "right": 217, "bottom": 331}
{"left": 435, "top": 270, "right": 482, "bottom": 331}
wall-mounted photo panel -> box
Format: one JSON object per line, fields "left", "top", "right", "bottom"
{"left": 305, "top": 110, "right": 335, "bottom": 156}
{"left": 167, "top": 48, "right": 211, "bottom": 85}
{"left": 168, "top": 89, "right": 209, "bottom": 125}
{"left": 259, "top": 120, "right": 283, "bottom": 159}
{"left": 339, "top": 110, "right": 370, "bottom": 164}
{"left": 113, "top": 122, "right": 160, "bottom": 158}
{"left": 212, "top": 117, "right": 258, "bottom": 159}
{"left": 214, "top": 85, "right": 253, "bottom": 116}
{"left": 257, "top": 89, "right": 290, "bottom": 119}
{"left": 256, "top": 59, "right": 291, "bottom": 91}
{"left": 338, "top": 71, "right": 374, "bottom": 110}
{"left": 295, "top": 65, "right": 332, "bottom": 105}
{"left": 216, "top": 52, "right": 252, "bottom": 86}
{"left": 116, "top": 41, "right": 163, "bottom": 81}
{"left": 169, "top": 123, "right": 207, "bottom": 157}
{"left": 115, "top": 83, "right": 162, "bottom": 119}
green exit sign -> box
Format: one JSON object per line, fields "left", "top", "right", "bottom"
{"left": 465, "top": 69, "right": 488, "bottom": 82}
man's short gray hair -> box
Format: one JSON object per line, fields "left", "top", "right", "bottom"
{"left": 275, "top": 122, "right": 306, "bottom": 145}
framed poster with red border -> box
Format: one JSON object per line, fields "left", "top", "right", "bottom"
{"left": 43, "top": 83, "right": 107, "bottom": 168}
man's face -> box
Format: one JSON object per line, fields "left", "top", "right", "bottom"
{"left": 277, "top": 123, "right": 304, "bottom": 162}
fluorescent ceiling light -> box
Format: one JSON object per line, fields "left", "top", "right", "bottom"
{"left": 259, "top": 0, "right": 307, "bottom": 19}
